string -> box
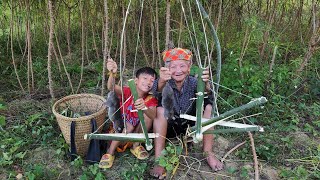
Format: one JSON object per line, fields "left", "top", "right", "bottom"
{"left": 208, "top": 80, "right": 254, "bottom": 99}
{"left": 187, "top": 0, "right": 202, "bottom": 67}
{"left": 195, "top": 0, "right": 210, "bottom": 68}
{"left": 93, "top": 95, "right": 133, "bottom": 134}
{"left": 179, "top": 0, "right": 199, "bottom": 64}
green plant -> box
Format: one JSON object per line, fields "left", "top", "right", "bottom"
{"left": 79, "top": 164, "right": 105, "bottom": 180}
{"left": 25, "top": 163, "right": 58, "bottom": 180}
{"left": 122, "top": 160, "right": 147, "bottom": 180}
{"left": 239, "top": 166, "right": 251, "bottom": 179}
{"left": 156, "top": 142, "right": 183, "bottom": 177}
{"left": 0, "top": 103, "right": 6, "bottom": 127}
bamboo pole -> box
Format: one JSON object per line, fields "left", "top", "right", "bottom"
{"left": 189, "top": 97, "right": 267, "bottom": 132}
{"left": 195, "top": 68, "right": 205, "bottom": 142}
{"left": 203, "top": 127, "right": 261, "bottom": 134}
{"left": 128, "top": 79, "right": 152, "bottom": 150}
{"left": 84, "top": 133, "right": 159, "bottom": 142}
{"left": 195, "top": 0, "right": 221, "bottom": 116}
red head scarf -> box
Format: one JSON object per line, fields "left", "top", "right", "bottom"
{"left": 162, "top": 48, "right": 192, "bottom": 62}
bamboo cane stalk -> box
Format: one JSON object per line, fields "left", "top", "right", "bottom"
{"left": 195, "top": 68, "right": 205, "bottom": 142}
{"left": 203, "top": 127, "right": 261, "bottom": 134}
{"left": 128, "top": 79, "right": 152, "bottom": 150}
{"left": 189, "top": 97, "right": 267, "bottom": 132}
{"left": 84, "top": 133, "right": 159, "bottom": 142}
{"left": 195, "top": 0, "right": 221, "bottom": 116}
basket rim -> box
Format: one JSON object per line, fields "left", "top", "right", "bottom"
{"left": 52, "top": 93, "right": 106, "bottom": 122}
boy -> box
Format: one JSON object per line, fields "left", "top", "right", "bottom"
{"left": 99, "top": 58, "right": 158, "bottom": 169}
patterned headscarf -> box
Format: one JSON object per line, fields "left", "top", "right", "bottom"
{"left": 162, "top": 48, "right": 192, "bottom": 62}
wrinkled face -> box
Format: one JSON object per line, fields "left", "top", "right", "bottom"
{"left": 135, "top": 73, "right": 156, "bottom": 93}
{"left": 169, "top": 60, "right": 191, "bottom": 83}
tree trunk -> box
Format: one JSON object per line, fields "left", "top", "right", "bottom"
{"left": 55, "top": 32, "right": 74, "bottom": 94}
{"left": 149, "top": 1, "right": 155, "bottom": 68}
{"left": 165, "top": 0, "right": 171, "bottom": 49}
{"left": 26, "top": 0, "right": 34, "bottom": 93}
{"left": 76, "top": 1, "right": 85, "bottom": 93}
{"left": 84, "top": 1, "right": 89, "bottom": 64}
{"left": 122, "top": 2, "right": 127, "bottom": 71}
{"left": 91, "top": 23, "right": 99, "bottom": 59}
{"left": 239, "top": 26, "right": 251, "bottom": 80}
{"left": 296, "top": 0, "right": 319, "bottom": 74}
{"left": 101, "top": 0, "right": 109, "bottom": 96}
{"left": 259, "top": 0, "right": 278, "bottom": 62}
{"left": 10, "top": 0, "right": 25, "bottom": 93}
{"left": 155, "top": 0, "right": 161, "bottom": 68}
{"left": 48, "top": 0, "right": 55, "bottom": 99}
{"left": 67, "top": 7, "right": 72, "bottom": 58}
{"left": 215, "top": 0, "right": 222, "bottom": 31}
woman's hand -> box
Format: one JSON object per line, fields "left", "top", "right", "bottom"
{"left": 159, "top": 67, "right": 172, "bottom": 83}
{"left": 201, "top": 68, "right": 210, "bottom": 82}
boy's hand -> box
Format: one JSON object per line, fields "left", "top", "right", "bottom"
{"left": 201, "top": 68, "right": 210, "bottom": 82}
{"left": 134, "top": 98, "right": 146, "bottom": 110}
{"left": 159, "top": 67, "right": 172, "bottom": 83}
{"left": 107, "top": 58, "right": 117, "bottom": 74}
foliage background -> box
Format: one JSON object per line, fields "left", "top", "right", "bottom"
{"left": 0, "top": 0, "right": 319, "bottom": 179}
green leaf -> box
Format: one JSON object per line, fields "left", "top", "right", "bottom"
{"left": 159, "top": 158, "right": 167, "bottom": 167}
{"left": 170, "top": 156, "right": 179, "bottom": 164}
{"left": 0, "top": 115, "right": 5, "bottom": 126}
{"left": 15, "top": 151, "right": 27, "bottom": 159}
{"left": 80, "top": 174, "right": 88, "bottom": 180}
{"left": 226, "top": 167, "right": 237, "bottom": 174}
{"left": 26, "top": 113, "right": 42, "bottom": 125}
{"left": 3, "top": 152, "right": 12, "bottom": 161}
{"left": 0, "top": 104, "right": 6, "bottom": 110}
{"left": 27, "top": 172, "right": 35, "bottom": 180}
{"left": 94, "top": 172, "right": 104, "bottom": 180}
{"left": 166, "top": 164, "right": 173, "bottom": 171}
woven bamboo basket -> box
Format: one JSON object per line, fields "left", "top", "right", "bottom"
{"left": 52, "top": 94, "right": 106, "bottom": 156}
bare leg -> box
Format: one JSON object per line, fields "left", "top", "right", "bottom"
{"left": 107, "top": 122, "right": 134, "bottom": 155}
{"left": 131, "top": 114, "right": 153, "bottom": 157}
{"left": 202, "top": 104, "right": 224, "bottom": 171}
{"left": 150, "top": 107, "right": 167, "bottom": 179}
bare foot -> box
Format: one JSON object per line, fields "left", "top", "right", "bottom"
{"left": 205, "top": 152, "right": 224, "bottom": 171}
{"left": 150, "top": 165, "right": 166, "bottom": 179}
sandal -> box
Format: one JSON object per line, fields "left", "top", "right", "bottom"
{"left": 130, "top": 145, "right": 149, "bottom": 160}
{"left": 98, "top": 153, "right": 115, "bottom": 169}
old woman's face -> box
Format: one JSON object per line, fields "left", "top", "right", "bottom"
{"left": 169, "top": 60, "right": 191, "bottom": 83}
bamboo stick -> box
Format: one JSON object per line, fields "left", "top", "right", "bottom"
{"left": 128, "top": 79, "right": 152, "bottom": 150}
{"left": 195, "top": 68, "right": 205, "bottom": 142}
{"left": 84, "top": 133, "right": 159, "bottom": 142}
{"left": 195, "top": 0, "right": 221, "bottom": 93}
{"left": 203, "top": 127, "right": 261, "bottom": 134}
{"left": 189, "top": 97, "right": 267, "bottom": 132}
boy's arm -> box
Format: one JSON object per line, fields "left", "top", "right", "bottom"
{"left": 143, "top": 106, "right": 156, "bottom": 120}
{"left": 133, "top": 98, "right": 157, "bottom": 120}
{"left": 106, "top": 58, "right": 122, "bottom": 95}
{"left": 107, "top": 72, "right": 122, "bottom": 95}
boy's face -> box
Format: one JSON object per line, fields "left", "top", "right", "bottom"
{"left": 135, "top": 73, "right": 156, "bottom": 93}
{"left": 169, "top": 60, "right": 191, "bottom": 83}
